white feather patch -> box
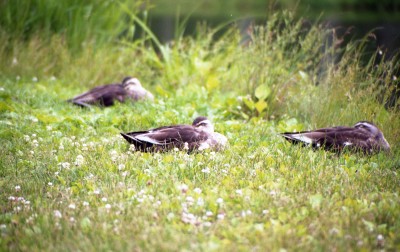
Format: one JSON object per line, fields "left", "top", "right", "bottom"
{"left": 290, "top": 134, "right": 313, "bottom": 144}
{"left": 135, "top": 135, "right": 162, "bottom": 145}
{"left": 343, "top": 141, "right": 353, "bottom": 146}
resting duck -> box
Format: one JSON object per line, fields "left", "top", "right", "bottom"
{"left": 281, "top": 121, "right": 390, "bottom": 154}
{"left": 120, "top": 116, "right": 228, "bottom": 152}
{"left": 67, "top": 77, "right": 153, "bottom": 108}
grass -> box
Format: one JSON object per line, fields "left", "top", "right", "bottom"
{"left": 0, "top": 7, "right": 400, "bottom": 251}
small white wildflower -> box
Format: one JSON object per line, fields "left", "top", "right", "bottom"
{"left": 118, "top": 164, "right": 125, "bottom": 171}
{"left": 54, "top": 172, "right": 59, "bottom": 176}
{"left": 61, "top": 162, "right": 70, "bottom": 169}
{"left": 0, "top": 224, "right": 6, "bottom": 230}
{"left": 8, "top": 196, "right": 15, "bottom": 201}
{"left": 393, "top": 75, "right": 397, "bottom": 81}
{"left": 83, "top": 201, "right": 89, "bottom": 207}
{"left": 178, "top": 184, "right": 188, "bottom": 193}
{"left": 197, "top": 198, "right": 204, "bottom": 206}
{"left": 69, "top": 217, "right": 75, "bottom": 223}
{"left": 16, "top": 76, "right": 20, "bottom": 81}
{"left": 30, "top": 150, "right": 34, "bottom": 155}
{"left": 15, "top": 185, "right": 21, "bottom": 192}
{"left": 12, "top": 57, "right": 18, "bottom": 65}
{"left": 17, "top": 197, "right": 25, "bottom": 202}
{"left": 246, "top": 210, "right": 252, "bottom": 215}
{"left": 24, "top": 200, "right": 30, "bottom": 205}
{"left": 74, "top": 155, "right": 84, "bottom": 167}
{"left": 235, "top": 189, "right": 243, "bottom": 196}
{"left": 17, "top": 150, "right": 23, "bottom": 156}
{"left": 203, "top": 221, "right": 212, "bottom": 227}
{"left": 50, "top": 76, "right": 57, "bottom": 81}
{"left": 105, "top": 204, "right": 111, "bottom": 210}
{"left": 24, "top": 135, "right": 30, "bottom": 141}
{"left": 193, "top": 188, "right": 202, "bottom": 194}
{"left": 129, "top": 144, "right": 136, "bottom": 152}
{"left": 68, "top": 203, "right": 76, "bottom": 210}
{"left": 122, "top": 171, "right": 129, "bottom": 177}
{"left": 101, "top": 197, "right": 107, "bottom": 202}
{"left": 183, "top": 142, "right": 189, "bottom": 150}
{"left": 173, "top": 147, "right": 179, "bottom": 152}
{"left": 59, "top": 144, "right": 64, "bottom": 150}
{"left": 32, "top": 77, "right": 38, "bottom": 82}
{"left": 216, "top": 198, "right": 223, "bottom": 204}
{"left": 201, "top": 167, "right": 210, "bottom": 174}
{"left": 32, "top": 139, "right": 39, "bottom": 147}
{"left": 206, "top": 211, "right": 213, "bottom": 217}
{"left": 167, "top": 212, "right": 175, "bottom": 221}
{"left": 217, "top": 213, "right": 225, "bottom": 220}
{"left": 31, "top": 134, "right": 36, "bottom": 138}
{"left": 269, "top": 190, "right": 277, "bottom": 196}
{"left": 186, "top": 196, "right": 194, "bottom": 205}
{"left": 93, "top": 189, "right": 100, "bottom": 195}
{"left": 262, "top": 209, "right": 269, "bottom": 215}
{"left": 54, "top": 210, "right": 62, "bottom": 218}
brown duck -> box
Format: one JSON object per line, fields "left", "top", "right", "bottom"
{"left": 121, "top": 116, "right": 228, "bottom": 152}
{"left": 281, "top": 121, "right": 390, "bottom": 154}
{"left": 67, "top": 77, "right": 153, "bottom": 108}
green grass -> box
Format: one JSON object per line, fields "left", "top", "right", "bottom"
{"left": 0, "top": 9, "right": 400, "bottom": 251}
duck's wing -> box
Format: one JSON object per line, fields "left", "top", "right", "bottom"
{"left": 68, "top": 84, "right": 126, "bottom": 107}
{"left": 121, "top": 126, "right": 209, "bottom": 151}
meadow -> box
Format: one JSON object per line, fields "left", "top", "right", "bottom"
{"left": 0, "top": 1, "right": 399, "bottom": 251}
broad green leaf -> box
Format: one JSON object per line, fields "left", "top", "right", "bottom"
{"left": 255, "top": 84, "right": 271, "bottom": 101}
{"left": 255, "top": 100, "right": 268, "bottom": 114}
{"left": 243, "top": 97, "right": 255, "bottom": 111}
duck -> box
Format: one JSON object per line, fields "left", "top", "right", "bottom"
{"left": 120, "top": 116, "right": 228, "bottom": 152}
{"left": 67, "top": 77, "right": 153, "bottom": 108}
{"left": 280, "top": 121, "right": 390, "bottom": 154}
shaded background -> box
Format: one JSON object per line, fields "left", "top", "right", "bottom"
{"left": 147, "top": 0, "right": 400, "bottom": 58}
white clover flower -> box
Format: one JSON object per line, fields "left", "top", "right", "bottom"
{"left": 93, "top": 189, "right": 100, "bottom": 195}
{"left": 105, "top": 204, "right": 111, "bottom": 210}
{"left": 17, "top": 197, "right": 25, "bottom": 202}
{"left": 74, "top": 155, "right": 84, "bottom": 167}
{"left": 221, "top": 169, "right": 228, "bottom": 175}
{"left": 216, "top": 198, "right": 223, "bottom": 204}
{"left": 32, "top": 77, "right": 38, "bottom": 82}
{"left": 71, "top": 136, "right": 76, "bottom": 140}
{"left": 46, "top": 125, "right": 53, "bottom": 131}
{"left": 101, "top": 197, "right": 107, "bottom": 202}
{"left": 17, "top": 150, "right": 23, "bottom": 156}
{"left": 177, "top": 184, "right": 188, "bottom": 193}
{"left": 69, "top": 217, "right": 75, "bottom": 223}
{"left": 59, "top": 144, "right": 64, "bottom": 150}
{"left": 193, "top": 188, "right": 202, "bottom": 194}
{"left": 54, "top": 210, "right": 62, "bottom": 218}
{"left": 173, "top": 147, "right": 179, "bottom": 152}
{"left": 129, "top": 144, "right": 136, "bottom": 152}
{"left": 81, "top": 144, "right": 88, "bottom": 151}
{"left": 118, "top": 164, "right": 125, "bottom": 171}
{"left": 30, "top": 150, "right": 34, "bottom": 155}
{"left": 217, "top": 213, "right": 225, "bottom": 220}
{"left": 167, "top": 212, "right": 175, "bottom": 221}
{"left": 203, "top": 222, "right": 212, "bottom": 227}
{"left": 122, "top": 171, "right": 129, "bottom": 177}
{"left": 186, "top": 196, "right": 194, "bottom": 205}
{"left": 269, "top": 190, "right": 277, "bottom": 196}
{"left": 68, "top": 203, "right": 76, "bottom": 210}
{"left": 201, "top": 167, "right": 210, "bottom": 174}
{"left": 8, "top": 196, "right": 15, "bottom": 201}
{"left": 235, "top": 189, "right": 243, "bottom": 196}
{"left": 197, "top": 198, "right": 204, "bottom": 206}
{"left": 83, "top": 201, "right": 89, "bottom": 207}
{"left": 24, "top": 135, "right": 30, "bottom": 141}
{"left": 24, "top": 200, "right": 30, "bottom": 205}
{"left": 0, "top": 224, "right": 6, "bottom": 230}
{"left": 15, "top": 185, "right": 21, "bottom": 192}
{"left": 32, "top": 139, "right": 39, "bottom": 147}
{"left": 262, "top": 210, "right": 269, "bottom": 215}
{"left": 61, "top": 162, "right": 70, "bottom": 169}
{"left": 206, "top": 211, "right": 213, "bottom": 217}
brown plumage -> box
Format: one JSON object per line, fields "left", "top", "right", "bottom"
{"left": 67, "top": 77, "right": 153, "bottom": 108}
{"left": 281, "top": 121, "right": 390, "bottom": 154}
{"left": 120, "top": 116, "right": 228, "bottom": 152}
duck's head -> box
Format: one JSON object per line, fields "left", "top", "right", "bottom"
{"left": 122, "top": 77, "right": 142, "bottom": 88}
{"left": 354, "top": 121, "right": 390, "bottom": 151}
{"left": 192, "top": 116, "right": 214, "bottom": 134}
